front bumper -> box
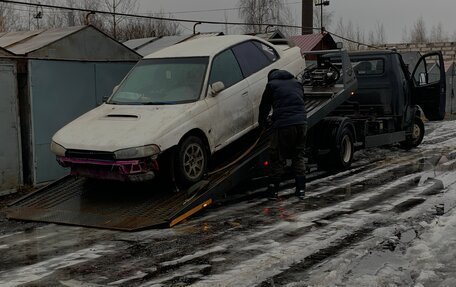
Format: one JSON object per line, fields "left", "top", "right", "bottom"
{"left": 57, "top": 156, "right": 159, "bottom": 182}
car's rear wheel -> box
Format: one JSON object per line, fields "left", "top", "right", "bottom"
{"left": 175, "top": 136, "right": 208, "bottom": 188}
{"left": 319, "top": 127, "right": 354, "bottom": 171}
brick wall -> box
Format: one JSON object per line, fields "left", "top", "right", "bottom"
{"left": 361, "top": 42, "right": 456, "bottom": 62}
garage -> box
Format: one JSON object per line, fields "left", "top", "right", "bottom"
{"left": 0, "top": 25, "right": 141, "bottom": 188}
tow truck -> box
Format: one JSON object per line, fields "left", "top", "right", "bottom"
{"left": 6, "top": 49, "right": 445, "bottom": 231}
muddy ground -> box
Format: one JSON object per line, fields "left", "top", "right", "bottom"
{"left": 0, "top": 120, "right": 456, "bottom": 287}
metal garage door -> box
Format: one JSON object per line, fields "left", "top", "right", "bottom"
{"left": 29, "top": 60, "right": 135, "bottom": 183}
{"left": 0, "top": 63, "right": 22, "bottom": 193}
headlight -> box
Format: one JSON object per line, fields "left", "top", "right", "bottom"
{"left": 50, "top": 141, "right": 67, "bottom": 157}
{"left": 114, "top": 144, "right": 160, "bottom": 160}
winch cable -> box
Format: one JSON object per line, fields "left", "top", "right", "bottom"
{"left": 207, "top": 128, "right": 266, "bottom": 176}
{"left": 182, "top": 128, "right": 267, "bottom": 205}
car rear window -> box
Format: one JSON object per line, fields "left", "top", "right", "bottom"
{"left": 253, "top": 41, "right": 279, "bottom": 62}
{"left": 232, "top": 41, "right": 271, "bottom": 77}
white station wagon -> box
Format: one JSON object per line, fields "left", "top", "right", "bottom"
{"left": 51, "top": 35, "right": 305, "bottom": 186}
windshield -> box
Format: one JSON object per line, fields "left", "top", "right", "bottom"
{"left": 109, "top": 57, "right": 209, "bottom": 105}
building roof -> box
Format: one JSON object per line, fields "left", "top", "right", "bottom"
{"left": 0, "top": 26, "right": 84, "bottom": 55}
{"left": 289, "top": 33, "right": 336, "bottom": 53}
{"left": 0, "top": 25, "right": 140, "bottom": 61}
{"left": 144, "top": 35, "right": 261, "bottom": 58}
{"left": 123, "top": 37, "right": 158, "bottom": 50}
{"left": 136, "top": 35, "right": 189, "bottom": 56}
{"left": 0, "top": 46, "right": 14, "bottom": 56}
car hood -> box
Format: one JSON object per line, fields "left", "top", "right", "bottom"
{"left": 52, "top": 103, "right": 206, "bottom": 152}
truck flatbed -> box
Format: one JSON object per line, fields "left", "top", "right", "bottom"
{"left": 6, "top": 49, "right": 357, "bottom": 230}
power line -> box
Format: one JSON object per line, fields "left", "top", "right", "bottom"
{"left": 0, "top": 0, "right": 319, "bottom": 31}
{"left": 168, "top": 1, "right": 302, "bottom": 15}
{"left": 327, "top": 31, "right": 381, "bottom": 50}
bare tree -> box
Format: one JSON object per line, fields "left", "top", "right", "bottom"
{"left": 103, "top": 0, "right": 138, "bottom": 39}
{"left": 334, "top": 17, "right": 361, "bottom": 50}
{"left": 368, "top": 21, "right": 386, "bottom": 45}
{"left": 409, "top": 16, "right": 427, "bottom": 43}
{"left": 0, "top": 4, "right": 20, "bottom": 32}
{"left": 237, "top": 0, "right": 292, "bottom": 34}
{"left": 430, "top": 22, "right": 448, "bottom": 42}
{"left": 119, "top": 11, "right": 181, "bottom": 41}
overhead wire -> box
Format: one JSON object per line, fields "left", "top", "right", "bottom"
{"left": 0, "top": 0, "right": 381, "bottom": 49}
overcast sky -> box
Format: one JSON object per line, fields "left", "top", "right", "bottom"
{"left": 138, "top": 0, "right": 456, "bottom": 43}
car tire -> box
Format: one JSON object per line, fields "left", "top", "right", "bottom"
{"left": 400, "top": 117, "right": 425, "bottom": 150}
{"left": 320, "top": 127, "right": 354, "bottom": 171}
{"left": 175, "top": 136, "right": 208, "bottom": 188}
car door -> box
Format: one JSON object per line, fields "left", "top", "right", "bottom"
{"left": 411, "top": 52, "right": 446, "bottom": 121}
{"left": 232, "top": 40, "right": 279, "bottom": 123}
{"left": 205, "top": 49, "right": 253, "bottom": 151}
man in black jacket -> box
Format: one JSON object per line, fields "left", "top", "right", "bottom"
{"left": 259, "top": 69, "right": 307, "bottom": 199}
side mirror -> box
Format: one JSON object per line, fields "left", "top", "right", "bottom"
{"left": 113, "top": 85, "right": 119, "bottom": 94}
{"left": 419, "top": 73, "right": 427, "bottom": 85}
{"left": 210, "top": 81, "right": 225, "bottom": 96}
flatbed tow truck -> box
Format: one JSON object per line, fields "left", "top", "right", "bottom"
{"left": 6, "top": 49, "right": 445, "bottom": 231}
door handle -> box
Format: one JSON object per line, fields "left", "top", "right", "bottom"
{"left": 242, "top": 91, "right": 249, "bottom": 97}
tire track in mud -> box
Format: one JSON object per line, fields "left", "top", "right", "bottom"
{"left": 131, "top": 159, "right": 443, "bottom": 286}
{"left": 254, "top": 179, "right": 453, "bottom": 287}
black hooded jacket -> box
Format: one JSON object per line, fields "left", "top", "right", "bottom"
{"left": 258, "top": 69, "right": 306, "bottom": 128}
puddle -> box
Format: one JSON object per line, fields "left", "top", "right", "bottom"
{"left": 350, "top": 250, "right": 404, "bottom": 277}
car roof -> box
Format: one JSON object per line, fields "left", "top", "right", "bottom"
{"left": 144, "top": 35, "right": 265, "bottom": 59}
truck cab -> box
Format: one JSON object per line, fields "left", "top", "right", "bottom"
{"left": 330, "top": 50, "right": 446, "bottom": 149}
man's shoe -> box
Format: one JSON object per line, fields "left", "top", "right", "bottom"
{"left": 295, "top": 175, "right": 306, "bottom": 200}
{"left": 295, "top": 189, "right": 305, "bottom": 200}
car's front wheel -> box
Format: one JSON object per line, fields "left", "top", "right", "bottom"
{"left": 175, "top": 136, "right": 208, "bottom": 188}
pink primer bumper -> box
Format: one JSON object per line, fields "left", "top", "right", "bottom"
{"left": 57, "top": 156, "right": 159, "bottom": 182}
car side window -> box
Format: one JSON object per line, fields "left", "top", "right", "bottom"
{"left": 232, "top": 41, "right": 271, "bottom": 77}
{"left": 209, "top": 49, "right": 244, "bottom": 88}
{"left": 253, "top": 41, "right": 279, "bottom": 62}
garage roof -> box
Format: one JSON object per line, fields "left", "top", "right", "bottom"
{"left": 0, "top": 25, "right": 140, "bottom": 61}
{"left": 289, "top": 33, "right": 336, "bottom": 53}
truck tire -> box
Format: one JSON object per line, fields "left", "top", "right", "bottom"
{"left": 400, "top": 117, "right": 425, "bottom": 150}
{"left": 320, "top": 127, "right": 354, "bottom": 170}
{"left": 175, "top": 136, "right": 208, "bottom": 188}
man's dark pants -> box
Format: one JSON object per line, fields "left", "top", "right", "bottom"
{"left": 269, "top": 124, "right": 307, "bottom": 191}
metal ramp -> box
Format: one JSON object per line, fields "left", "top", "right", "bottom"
{"left": 6, "top": 142, "right": 269, "bottom": 231}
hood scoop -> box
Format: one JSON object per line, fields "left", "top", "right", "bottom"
{"left": 105, "top": 114, "right": 139, "bottom": 119}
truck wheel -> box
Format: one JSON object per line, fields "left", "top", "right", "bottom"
{"left": 175, "top": 136, "right": 208, "bottom": 188}
{"left": 320, "top": 127, "right": 354, "bottom": 170}
{"left": 400, "top": 117, "right": 424, "bottom": 150}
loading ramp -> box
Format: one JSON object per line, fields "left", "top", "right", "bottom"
{"left": 6, "top": 140, "right": 270, "bottom": 231}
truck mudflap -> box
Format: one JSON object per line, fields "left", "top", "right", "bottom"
{"left": 6, "top": 138, "right": 270, "bottom": 231}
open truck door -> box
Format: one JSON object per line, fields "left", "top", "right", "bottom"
{"left": 411, "top": 52, "right": 446, "bottom": 121}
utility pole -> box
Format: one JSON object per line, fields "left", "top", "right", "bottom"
{"left": 315, "top": 0, "right": 330, "bottom": 33}
{"left": 301, "top": 0, "right": 313, "bottom": 35}
{"left": 112, "top": 0, "right": 116, "bottom": 39}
